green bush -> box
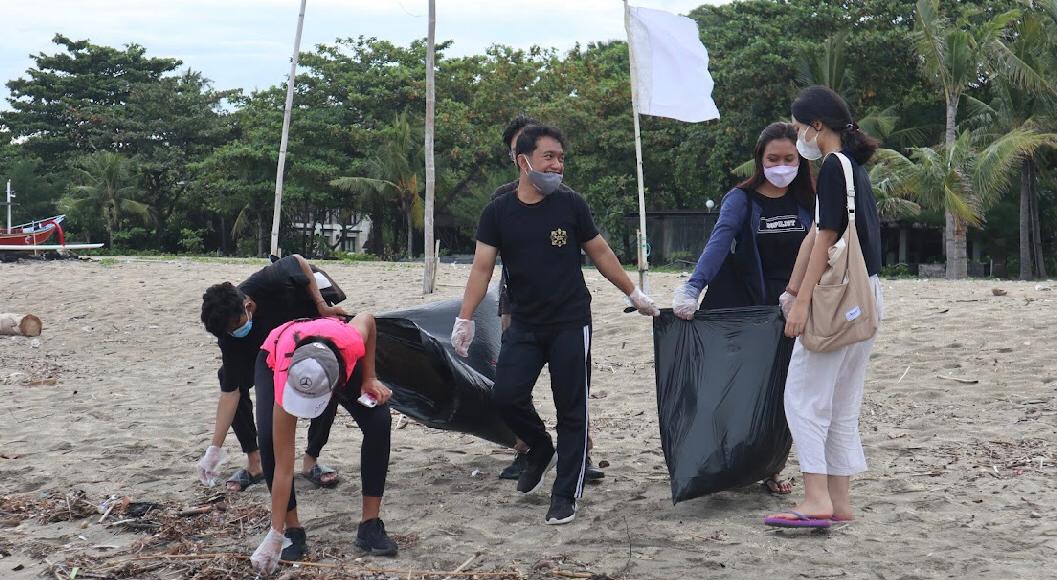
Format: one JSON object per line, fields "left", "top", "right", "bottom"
{"left": 179, "top": 228, "right": 206, "bottom": 254}
{"left": 880, "top": 263, "right": 913, "bottom": 278}
{"left": 340, "top": 252, "right": 381, "bottom": 263}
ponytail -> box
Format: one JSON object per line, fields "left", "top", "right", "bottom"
{"left": 792, "top": 85, "right": 879, "bottom": 164}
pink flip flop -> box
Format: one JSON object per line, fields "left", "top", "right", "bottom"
{"left": 764, "top": 511, "right": 832, "bottom": 529}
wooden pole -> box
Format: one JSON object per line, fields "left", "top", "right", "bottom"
{"left": 269, "top": 0, "right": 308, "bottom": 258}
{"left": 624, "top": 0, "right": 649, "bottom": 292}
{"left": 423, "top": 0, "right": 437, "bottom": 294}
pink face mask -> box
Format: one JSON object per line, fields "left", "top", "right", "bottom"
{"left": 763, "top": 165, "right": 799, "bottom": 188}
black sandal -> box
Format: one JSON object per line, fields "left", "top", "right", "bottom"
{"left": 301, "top": 464, "right": 340, "bottom": 488}
{"left": 762, "top": 477, "right": 793, "bottom": 495}
{"left": 225, "top": 468, "right": 264, "bottom": 492}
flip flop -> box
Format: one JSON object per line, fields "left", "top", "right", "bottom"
{"left": 764, "top": 511, "right": 832, "bottom": 529}
{"left": 761, "top": 477, "right": 793, "bottom": 495}
{"left": 225, "top": 468, "right": 265, "bottom": 492}
{"left": 301, "top": 464, "right": 340, "bottom": 488}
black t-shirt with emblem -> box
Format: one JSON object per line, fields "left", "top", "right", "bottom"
{"left": 754, "top": 190, "right": 808, "bottom": 303}
{"left": 475, "top": 189, "right": 599, "bottom": 328}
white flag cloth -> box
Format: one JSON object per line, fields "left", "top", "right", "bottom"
{"left": 626, "top": 5, "right": 720, "bottom": 123}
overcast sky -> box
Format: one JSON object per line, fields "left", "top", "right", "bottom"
{"left": 1, "top": 0, "right": 732, "bottom": 107}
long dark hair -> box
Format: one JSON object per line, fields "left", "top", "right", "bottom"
{"left": 791, "top": 85, "right": 879, "bottom": 164}
{"left": 737, "top": 122, "right": 815, "bottom": 212}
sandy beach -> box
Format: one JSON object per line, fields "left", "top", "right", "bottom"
{"left": 1, "top": 257, "right": 1056, "bottom": 579}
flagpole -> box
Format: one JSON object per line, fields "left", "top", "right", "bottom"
{"left": 422, "top": 0, "right": 437, "bottom": 294}
{"left": 269, "top": 0, "right": 307, "bottom": 258}
{"left": 624, "top": 0, "right": 649, "bottom": 291}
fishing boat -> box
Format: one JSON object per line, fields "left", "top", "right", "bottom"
{"left": 0, "top": 181, "right": 103, "bottom": 251}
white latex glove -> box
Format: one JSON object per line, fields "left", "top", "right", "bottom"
{"left": 671, "top": 284, "right": 700, "bottom": 321}
{"left": 451, "top": 317, "right": 475, "bottom": 358}
{"left": 779, "top": 291, "right": 795, "bottom": 318}
{"left": 196, "top": 445, "right": 228, "bottom": 487}
{"left": 250, "top": 528, "right": 286, "bottom": 575}
{"left": 628, "top": 287, "right": 661, "bottom": 317}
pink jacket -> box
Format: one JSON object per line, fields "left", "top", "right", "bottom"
{"left": 262, "top": 317, "right": 365, "bottom": 400}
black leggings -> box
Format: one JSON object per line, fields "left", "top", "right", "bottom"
{"left": 220, "top": 367, "right": 337, "bottom": 457}
{"left": 253, "top": 352, "right": 391, "bottom": 513}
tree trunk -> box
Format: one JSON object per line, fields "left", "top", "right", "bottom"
{"left": 257, "top": 216, "right": 264, "bottom": 257}
{"left": 219, "top": 214, "right": 228, "bottom": 255}
{"left": 1019, "top": 160, "right": 1033, "bottom": 280}
{"left": 1029, "top": 159, "right": 1046, "bottom": 278}
{"left": 944, "top": 99, "right": 967, "bottom": 279}
{"left": 406, "top": 205, "right": 414, "bottom": 259}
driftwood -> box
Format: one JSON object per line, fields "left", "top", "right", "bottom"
{"left": 0, "top": 313, "right": 42, "bottom": 336}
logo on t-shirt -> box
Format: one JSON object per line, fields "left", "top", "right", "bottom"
{"left": 759, "top": 215, "right": 805, "bottom": 233}
{"left": 551, "top": 228, "right": 568, "bottom": 247}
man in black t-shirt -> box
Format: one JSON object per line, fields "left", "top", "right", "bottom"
{"left": 491, "top": 115, "right": 604, "bottom": 484}
{"left": 196, "top": 255, "right": 347, "bottom": 493}
{"left": 451, "top": 124, "right": 659, "bottom": 525}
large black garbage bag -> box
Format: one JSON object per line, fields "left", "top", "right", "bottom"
{"left": 653, "top": 306, "right": 794, "bottom": 503}
{"left": 374, "top": 287, "right": 516, "bottom": 447}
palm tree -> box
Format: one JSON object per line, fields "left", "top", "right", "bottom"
{"left": 331, "top": 113, "right": 423, "bottom": 258}
{"left": 970, "top": 6, "right": 1057, "bottom": 279}
{"left": 796, "top": 30, "right": 853, "bottom": 94}
{"left": 61, "top": 151, "right": 153, "bottom": 249}
{"left": 912, "top": 0, "right": 1045, "bottom": 278}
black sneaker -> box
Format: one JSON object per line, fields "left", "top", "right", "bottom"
{"left": 499, "top": 452, "right": 526, "bottom": 480}
{"left": 517, "top": 442, "right": 556, "bottom": 494}
{"left": 280, "top": 527, "right": 308, "bottom": 561}
{"left": 584, "top": 456, "right": 605, "bottom": 481}
{"left": 355, "top": 518, "right": 398, "bottom": 557}
{"left": 545, "top": 495, "right": 577, "bottom": 525}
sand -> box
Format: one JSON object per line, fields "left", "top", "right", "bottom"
{"left": 1, "top": 257, "right": 1056, "bottom": 579}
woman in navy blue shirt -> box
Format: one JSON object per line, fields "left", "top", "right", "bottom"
{"left": 671, "top": 122, "right": 814, "bottom": 493}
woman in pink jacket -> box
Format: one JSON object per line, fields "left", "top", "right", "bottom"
{"left": 249, "top": 314, "right": 397, "bottom": 574}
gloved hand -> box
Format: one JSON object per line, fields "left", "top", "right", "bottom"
{"left": 628, "top": 287, "right": 661, "bottom": 317}
{"left": 250, "top": 527, "right": 286, "bottom": 575}
{"left": 778, "top": 291, "right": 796, "bottom": 318}
{"left": 451, "top": 317, "right": 475, "bottom": 357}
{"left": 196, "top": 445, "right": 227, "bottom": 487}
{"left": 672, "top": 284, "right": 700, "bottom": 320}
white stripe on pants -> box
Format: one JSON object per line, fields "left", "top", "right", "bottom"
{"left": 784, "top": 276, "right": 883, "bottom": 476}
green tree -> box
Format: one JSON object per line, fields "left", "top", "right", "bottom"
{"left": 912, "top": 0, "right": 1043, "bottom": 278}
{"left": 60, "top": 152, "right": 153, "bottom": 248}
{"left": 332, "top": 113, "right": 423, "bottom": 258}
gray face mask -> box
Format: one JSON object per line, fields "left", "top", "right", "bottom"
{"left": 522, "top": 157, "right": 563, "bottom": 195}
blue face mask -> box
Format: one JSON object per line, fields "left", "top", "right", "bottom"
{"left": 230, "top": 318, "right": 253, "bottom": 338}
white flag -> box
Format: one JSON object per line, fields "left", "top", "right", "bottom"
{"left": 626, "top": 5, "right": 720, "bottom": 123}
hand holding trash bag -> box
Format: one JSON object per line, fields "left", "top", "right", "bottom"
{"left": 672, "top": 284, "right": 700, "bottom": 320}
{"left": 628, "top": 287, "right": 661, "bottom": 316}
{"left": 451, "top": 317, "right": 475, "bottom": 357}
{"left": 250, "top": 528, "right": 286, "bottom": 574}
{"left": 195, "top": 445, "right": 227, "bottom": 486}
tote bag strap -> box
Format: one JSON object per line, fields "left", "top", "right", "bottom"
{"left": 815, "top": 151, "right": 857, "bottom": 228}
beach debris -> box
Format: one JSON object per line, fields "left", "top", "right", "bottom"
{"left": 29, "top": 338, "right": 41, "bottom": 348}
{"left": 0, "top": 313, "right": 42, "bottom": 337}
{"left": 1036, "top": 284, "right": 1053, "bottom": 292}
{"left": 938, "top": 375, "right": 979, "bottom": 384}
{"left": 991, "top": 288, "right": 1008, "bottom": 296}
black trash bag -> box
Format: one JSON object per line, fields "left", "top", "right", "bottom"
{"left": 373, "top": 286, "right": 516, "bottom": 447}
{"left": 653, "top": 306, "right": 794, "bottom": 503}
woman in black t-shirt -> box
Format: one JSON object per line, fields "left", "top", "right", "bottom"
{"left": 765, "top": 85, "right": 884, "bottom": 530}
{"left": 672, "top": 122, "right": 814, "bottom": 494}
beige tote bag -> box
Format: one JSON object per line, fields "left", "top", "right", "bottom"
{"left": 802, "top": 152, "right": 878, "bottom": 352}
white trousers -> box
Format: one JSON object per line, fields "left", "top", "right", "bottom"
{"left": 784, "top": 276, "right": 883, "bottom": 476}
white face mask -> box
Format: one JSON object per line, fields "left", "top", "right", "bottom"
{"left": 796, "top": 126, "right": 823, "bottom": 160}
{"left": 763, "top": 165, "right": 799, "bottom": 188}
